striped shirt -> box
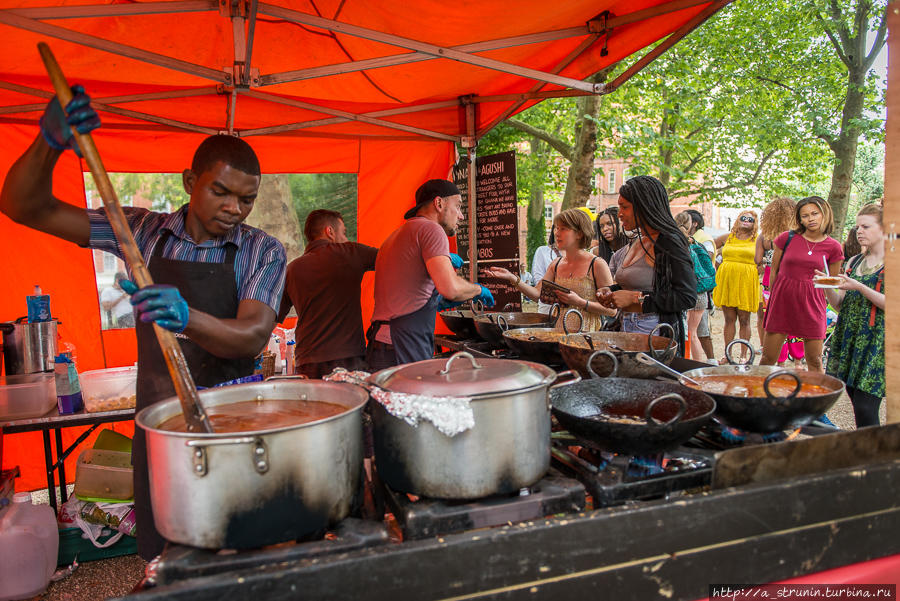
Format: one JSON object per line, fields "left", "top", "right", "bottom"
{"left": 87, "top": 205, "right": 286, "bottom": 312}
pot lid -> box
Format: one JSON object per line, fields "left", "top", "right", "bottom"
{"left": 370, "top": 352, "right": 554, "bottom": 397}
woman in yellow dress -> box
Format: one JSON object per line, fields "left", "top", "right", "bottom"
{"left": 712, "top": 210, "right": 760, "bottom": 362}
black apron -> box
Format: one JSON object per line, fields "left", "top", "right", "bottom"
{"left": 366, "top": 289, "right": 440, "bottom": 368}
{"left": 133, "top": 230, "right": 254, "bottom": 560}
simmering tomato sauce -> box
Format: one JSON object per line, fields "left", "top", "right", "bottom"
{"left": 157, "top": 399, "right": 347, "bottom": 433}
{"left": 684, "top": 375, "right": 831, "bottom": 398}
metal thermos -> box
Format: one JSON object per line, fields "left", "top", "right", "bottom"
{"left": 0, "top": 318, "right": 58, "bottom": 375}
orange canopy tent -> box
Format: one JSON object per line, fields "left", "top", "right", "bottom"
{"left": 0, "top": 0, "right": 728, "bottom": 490}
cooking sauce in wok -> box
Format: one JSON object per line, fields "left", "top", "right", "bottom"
{"left": 157, "top": 399, "right": 347, "bottom": 433}
{"left": 684, "top": 375, "right": 831, "bottom": 398}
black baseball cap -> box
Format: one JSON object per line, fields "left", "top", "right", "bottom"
{"left": 404, "top": 179, "right": 461, "bottom": 219}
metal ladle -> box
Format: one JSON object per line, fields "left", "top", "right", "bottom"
{"left": 635, "top": 352, "right": 701, "bottom": 386}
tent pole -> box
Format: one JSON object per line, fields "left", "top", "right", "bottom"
{"left": 465, "top": 101, "right": 478, "bottom": 283}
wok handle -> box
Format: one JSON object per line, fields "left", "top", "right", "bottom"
{"left": 648, "top": 322, "right": 676, "bottom": 359}
{"left": 548, "top": 303, "right": 562, "bottom": 323}
{"left": 471, "top": 299, "right": 484, "bottom": 315}
{"left": 440, "top": 351, "right": 484, "bottom": 374}
{"left": 496, "top": 314, "right": 509, "bottom": 331}
{"left": 587, "top": 350, "right": 618, "bottom": 379}
{"left": 582, "top": 333, "right": 595, "bottom": 350}
{"left": 548, "top": 370, "right": 582, "bottom": 390}
{"left": 644, "top": 393, "right": 687, "bottom": 426}
{"left": 724, "top": 338, "right": 755, "bottom": 365}
{"left": 562, "top": 308, "right": 583, "bottom": 335}
{"left": 763, "top": 370, "right": 802, "bottom": 401}
{"left": 501, "top": 302, "right": 516, "bottom": 312}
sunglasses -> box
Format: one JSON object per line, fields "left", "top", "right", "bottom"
{"left": 739, "top": 215, "right": 755, "bottom": 223}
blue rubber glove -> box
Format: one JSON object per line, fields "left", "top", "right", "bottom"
{"left": 473, "top": 285, "right": 495, "bottom": 308}
{"left": 120, "top": 280, "right": 190, "bottom": 333}
{"left": 39, "top": 84, "right": 101, "bottom": 158}
{"left": 448, "top": 253, "right": 464, "bottom": 270}
{"left": 436, "top": 295, "right": 463, "bottom": 312}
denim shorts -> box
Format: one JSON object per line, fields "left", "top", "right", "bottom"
{"left": 621, "top": 312, "right": 660, "bottom": 335}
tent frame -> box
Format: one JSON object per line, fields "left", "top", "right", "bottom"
{"left": 0, "top": 0, "right": 731, "bottom": 144}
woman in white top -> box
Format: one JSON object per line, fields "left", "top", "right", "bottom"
{"left": 530, "top": 230, "right": 562, "bottom": 314}
{"left": 489, "top": 209, "right": 615, "bottom": 331}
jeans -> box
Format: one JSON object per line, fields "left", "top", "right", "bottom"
{"left": 621, "top": 312, "right": 660, "bottom": 335}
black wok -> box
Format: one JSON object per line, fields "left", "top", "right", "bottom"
{"left": 438, "top": 308, "right": 479, "bottom": 339}
{"left": 677, "top": 365, "right": 844, "bottom": 434}
{"left": 559, "top": 323, "right": 676, "bottom": 379}
{"left": 502, "top": 308, "right": 583, "bottom": 363}
{"left": 473, "top": 305, "right": 559, "bottom": 347}
{"left": 551, "top": 376, "right": 716, "bottom": 455}
{"left": 665, "top": 339, "right": 846, "bottom": 434}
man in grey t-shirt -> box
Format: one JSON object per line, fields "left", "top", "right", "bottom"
{"left": 367, "top": 179, "right": 494, "bottom": 369}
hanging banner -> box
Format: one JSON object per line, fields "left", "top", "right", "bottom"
{"left": 453, "top": 151, "right": 521, "bottom": 310}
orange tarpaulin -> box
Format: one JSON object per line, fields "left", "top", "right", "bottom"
{"left": 0, "top": 0, "right": 724, "bottom": 489}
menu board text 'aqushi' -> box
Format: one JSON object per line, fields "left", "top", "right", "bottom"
{"left": 453, "top": 151, "right": 520, "bottom": 310}
{"left": 453, "top": 151, "right": 518, "bottom": 261}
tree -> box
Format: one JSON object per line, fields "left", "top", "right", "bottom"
{"left": 479, "top": 0, "right": 886, "bottom": 238}
{"left": 813, "top": 0, "right": 887, "bottom": 234}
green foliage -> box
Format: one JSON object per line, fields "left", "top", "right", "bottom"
{"left": 83, "top": 173, "right": 186, "bottom": 211}
{"left": 476, "top": 0, "right": 885, "bottom": 228}
{"left": 288, "top": 173, "right": 358, "bottom": 241}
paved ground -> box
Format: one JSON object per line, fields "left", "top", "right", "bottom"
{"left": 27, "top": 307, "right": 884, "bottom": 600}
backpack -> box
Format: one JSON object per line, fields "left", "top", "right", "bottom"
{"left": 689, "top": 238, "right": 716, "bottom": 293}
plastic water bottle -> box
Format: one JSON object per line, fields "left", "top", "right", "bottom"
{"left": 0, "top": 493, "right": 59, "bottom": 600}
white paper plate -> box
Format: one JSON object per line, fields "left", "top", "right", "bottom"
{"left": 813, "top": 282, "right": 840, "bottom": 289}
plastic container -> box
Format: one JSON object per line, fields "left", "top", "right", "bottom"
{"left": 79, "top": 366, "right": 137, "bottom": 413}
{"left": 0, "top": 373, "right": 56, "bottom": 420}
{"left": 73, "top": 449, "right": 133, "bottom": 502}
{"left": 0, "top": 493, "right": 59, "bottom": 600}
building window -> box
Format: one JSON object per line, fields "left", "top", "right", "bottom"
{"left": 544, "top": 205, "right": 553, "bottom": 220}
{"left": 607, "top": 170, "right": 616, "bottom": 194}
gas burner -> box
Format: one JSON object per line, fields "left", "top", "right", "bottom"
{"left": 687, "top": 420, "right": 805, "bottom": 450}
{"left": 381, "top": 473, "right": 585, "bottom": 540}
{"left": 550, "top": 441, "right": 713, "bottom": 508}
{"left": 151, "top": 519, "right": 390, "bottom": 587}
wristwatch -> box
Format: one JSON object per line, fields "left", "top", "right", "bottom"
{"left": 514, "top": 275, "right": 521, "bottom": 286}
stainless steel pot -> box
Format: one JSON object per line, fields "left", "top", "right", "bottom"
{"left": 369, "top": 352, "right": 579, "bottom": 499}
{"left": 136, "top": 379, "right": 368, "bottom": 549}
{"left": 1, "top": 318, "right": 57, "bottom": 374}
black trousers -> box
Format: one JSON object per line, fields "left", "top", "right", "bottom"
{"left": 847, "top": 386, "right": 882, "bottom": 428}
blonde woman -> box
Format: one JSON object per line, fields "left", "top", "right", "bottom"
{"left": 820, "top": 204, "right": 885, "bottom": 426}
{"left": 488, "top": 208, "right": 615, "bottom": 331}
{"left": 712, "top": 210, "right": 760, "bottom": 362}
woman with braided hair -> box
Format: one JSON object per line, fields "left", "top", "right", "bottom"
{"left": 597, "top": 175, "right": 697, "bottom": 355}
{"left": 594, "top": 206, "right": 630, "bottom": 263}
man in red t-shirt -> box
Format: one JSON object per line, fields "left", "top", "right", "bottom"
{"left": 279, "top": 210, "right": 377, "bottom": 378}
{"left": 367, "top": 179, "right": 494, "bottom": 369}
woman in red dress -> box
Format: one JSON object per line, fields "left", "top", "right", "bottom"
{"left": 760, "top": 196, "right": 843, "bottom": 372}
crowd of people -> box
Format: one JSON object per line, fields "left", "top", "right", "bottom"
{"left": 0, "top": 85, "right": 886, "bottom": 560}
{"left": 520, "top": 188, "right": 884, "bottom": 429}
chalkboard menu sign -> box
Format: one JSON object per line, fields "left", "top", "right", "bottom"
{"left": 453, "top": 151, "right": 521, "bottom": 311}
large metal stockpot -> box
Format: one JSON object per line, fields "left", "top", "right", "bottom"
{"left": 369, "top": 352, "right": 579, "bottom": 499}
{"left": 136, "top": 380, "right": 367, "bottom": 550}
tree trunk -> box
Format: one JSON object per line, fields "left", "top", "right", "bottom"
{"left": 561, "top": 71, "right": 609, "bottom": 210}
{"left": 244, "top": 174, "right": 304, "bottom": 263}
{"left": 826, "top": 67, "right": 866, "bottom": 237}
{"left": 526, "top": 138, "right": 547, "bottom": 272}
{"left": 658, "top": 97, "right": 676, "bottom": 188}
